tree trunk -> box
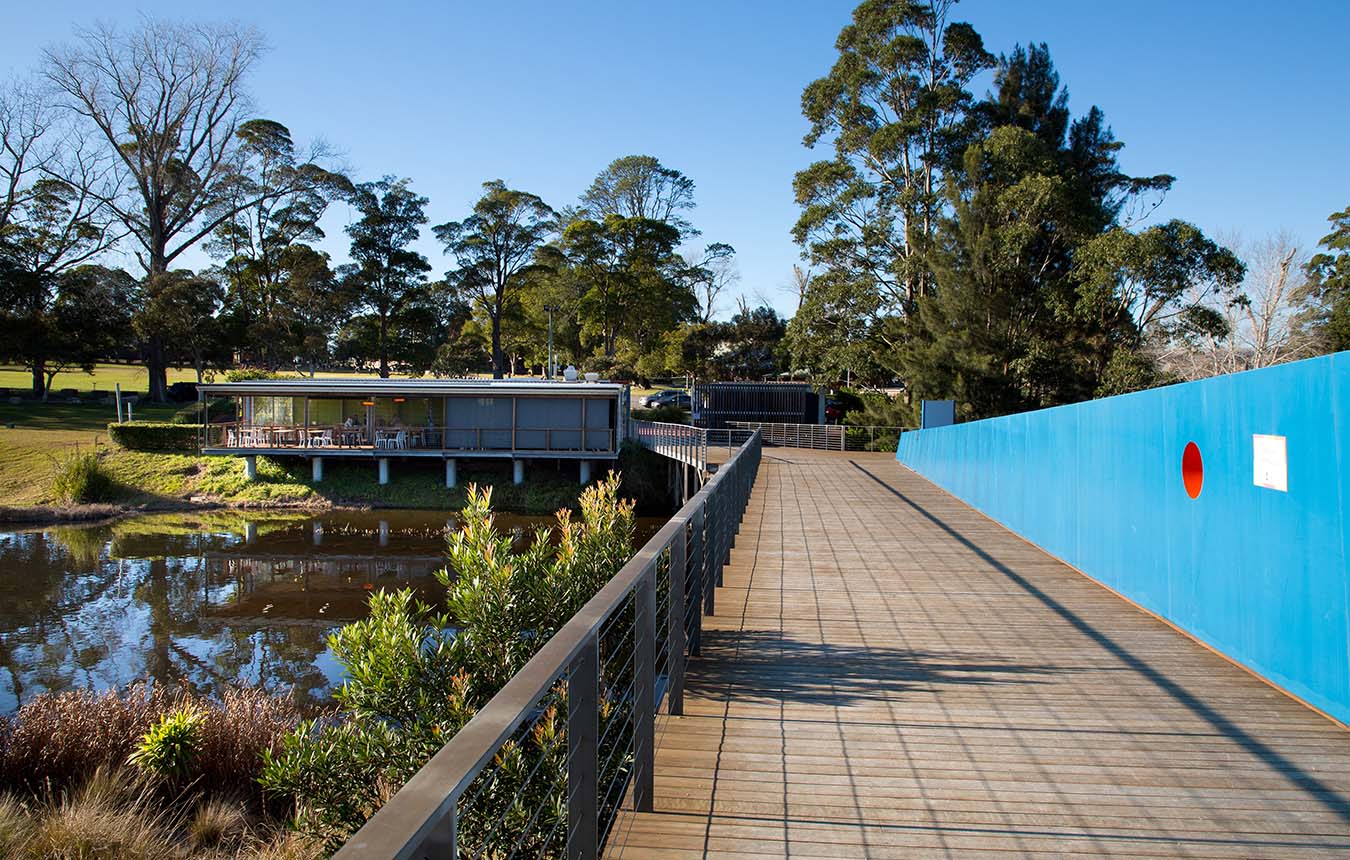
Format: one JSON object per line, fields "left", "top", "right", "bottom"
{"left": 378, "top": 312, "right": 390, "bottom": 379}
{"left": 145, "top": 250, "right": 171, "bottom": 402}
{"left": 145, "top": 336, "right": 169, "bottom": 402}
{"left": 31, "top": 360, "right": 45, "bottom": 400}
{"left": 490, "top": 311, "right": 504, "bottom": 379}
{"left": 43, "top": 367, "right": 61, "bottom": 402}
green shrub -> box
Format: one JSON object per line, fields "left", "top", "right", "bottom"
{"left": 126, "top": 706, "right": 203, "bottom": 780}
{"left": 107, "top": 422, "right": 201, "bottom": 451}
{"left": 50, "top": 450, "right": 116, "bottom": 505}
{"left": 171, "top": 397, "right": 236, "bottom": 425}
{"left": 224, "top": 368, "right": 279, "bottom": 382}
{"left": 261, "top": 477, "right": 637, "bottom": 850}
{"left": 630, "top": 404, "right": 689, "bottom": 424}
{"left": 842, "top": 388, "right": 916, "bottom": 429}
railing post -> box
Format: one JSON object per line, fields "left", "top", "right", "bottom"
{"left": 634, "top": 561, "right": 656, "bottom": 812}
{"left": 567, "top": 636, "right": 599, "bottom": 860}
{"left": 668, "top": 520, "right": 687, "bottom": 716}
{"left": 720, "top": 464, "right": 732, "bottom": 576}
{"left": 424, "top": 808, "right": 457, "bottom": 860}
{"left": 703, "top": 493, "right": 717, "bottom": 616}
{"left": 690, "top": 504, "right": 705, "bottom": 655}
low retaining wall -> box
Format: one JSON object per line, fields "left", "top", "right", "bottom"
{"left": 897, "top": 352, "right": 1350, "bottom": 724}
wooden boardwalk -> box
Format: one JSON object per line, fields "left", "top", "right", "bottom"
{"left": 606, "top": 448, "right": 1350, "bottom": 859}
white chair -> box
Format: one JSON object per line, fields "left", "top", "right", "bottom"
{"left": 395, "top": 430, "right": 407, "bottom": 450}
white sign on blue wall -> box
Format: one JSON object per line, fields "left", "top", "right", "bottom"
{"left": 1252, "top": 434, "right": 1288, "bottom": 492}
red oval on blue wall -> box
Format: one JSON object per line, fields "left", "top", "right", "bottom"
{"left": 1182, "top": 442, "right": 1203, "bottom": 499}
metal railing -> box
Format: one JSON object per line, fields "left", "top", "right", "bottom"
{"left": 631, "top": 421, "right": 706, "bottom": 471}
{"left": 727, "top": 421, "right": 912, "bottom": 452}
{"left": 201, "top": 422, "right": 617, "bottom": 455}
{"left": 631, "top": 421, "right": 758, "bottom": 472}
{"left": 333, "top": 430, "right": 762, "bottom": 860}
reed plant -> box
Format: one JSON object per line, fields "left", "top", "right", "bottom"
{"left": 0, "top": 683, "right": 304, "bottom": 802}
{"left": 50, "top": 447, "right": 116, "bottom": 505}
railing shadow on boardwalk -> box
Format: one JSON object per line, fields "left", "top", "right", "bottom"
{"left": 851, "top": 459, "right": 1350, "bottom": 822}
{"left": 684, "top": 629, "right": 1056, "bottom": 707}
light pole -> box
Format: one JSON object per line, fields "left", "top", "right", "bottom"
{"left": 543, "top": 303, "right": 561, "bottom": 379}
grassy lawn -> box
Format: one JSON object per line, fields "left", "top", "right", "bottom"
{"left": 0, "top": 401, "right": 179, "bottom": 506}
{"left": 0, "top": 363, "right": 449, "bottom": 397}
{"left": 0, "top": 363, "right": 200, "bottom": 396}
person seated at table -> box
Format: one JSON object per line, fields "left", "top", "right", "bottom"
{"left": 343, "top": 416, "right": 356, "bottom": 427}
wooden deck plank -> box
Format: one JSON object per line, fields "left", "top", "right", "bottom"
{"left": 604, "top": 448, "right": 1350, "bottom": 859}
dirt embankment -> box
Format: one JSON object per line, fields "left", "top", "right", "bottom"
{"left": 0, "top": 498, "right": 335, "bottom": 529}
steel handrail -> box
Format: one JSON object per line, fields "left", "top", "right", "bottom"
{"left": 727, "top": 421, "right": 913, "bottom": 452}
{"left": 631, "top": 420, "right": 708, "bottom": 471}
{"left": 334, "top": 429, "right": 763, "bottom": 859}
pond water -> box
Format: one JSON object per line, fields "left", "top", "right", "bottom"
{"left": 0, "top": 508, "right": 664, "bottom": 716}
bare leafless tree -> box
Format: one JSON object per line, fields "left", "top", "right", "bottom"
{"left": 2, "top": 77, "right": 118, "bottom": 269}
{"left": 1156, "top": 232, "right": 1316, "bottom": 380}
{"left": 43, "top": 19, "right": 270, "bottom": 399}
{"left": 0, "top": 77, "right": 53, "bottom": 234}
{"left": 788, "top": 264, "right": 813, "bottom": 312}
{"left": 682, "top": 242, "right": 737, "bottom": 323}
{"left": 1, "top": 76, "right": 124, "bottom": 397}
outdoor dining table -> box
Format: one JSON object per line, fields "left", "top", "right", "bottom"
{"left": 334, "top": 427, "right": 364, "bottom": 447}
{"left": 271, "top": 428, "right": 302, "bottom": 446}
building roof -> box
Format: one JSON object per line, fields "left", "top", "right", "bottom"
{"left": 198, "top": 378, "right": 627, "bottom": 397}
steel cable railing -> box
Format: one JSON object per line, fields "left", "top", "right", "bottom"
{"left": 727, "top": 420, "right": 913, "bottom": 452}
{"left": 333, "top": 430, "right": 762, "bottom": 860}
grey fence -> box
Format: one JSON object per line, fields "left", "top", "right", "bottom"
{"left": 332, "top": 430, "right": 763, "bottom": 860}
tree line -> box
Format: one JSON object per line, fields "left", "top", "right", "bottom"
{"left": 787, "top": 0, "right": 1350, "bottom": 420}
{"left": 3, "top": 6, "right": 1346, "bottom": 414}
{"left": 0, "top": 19, "right": 785, "bottom": 402}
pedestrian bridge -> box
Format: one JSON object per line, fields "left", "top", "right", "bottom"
{"left": 338, "top": 421, "right": 1350, "bottom": 860}
{"left": 606, "top": 448, "right": 1350, "bottom": 858}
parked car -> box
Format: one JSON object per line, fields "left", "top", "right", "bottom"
{"left": 824, "top": 398, "right": 844, "bottom": 422}
{"left": 640, "top": 389, "right": 691, "bottom": 410}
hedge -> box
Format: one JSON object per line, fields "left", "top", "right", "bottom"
{"left": 172, "top": 397, "right": 237, "bottom": 425}
{"left": 108, "top": 422, "right": 202, "bottom": 451}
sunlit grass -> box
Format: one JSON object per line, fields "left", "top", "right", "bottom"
{"left": 0, "top": 363, "right": 449, "bottom": 397}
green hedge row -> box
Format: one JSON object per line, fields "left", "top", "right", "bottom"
{"left": 108, "top": 422, "right": 202, "bottom": 451}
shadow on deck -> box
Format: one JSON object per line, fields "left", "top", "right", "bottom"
{"left": 606, "top": 449, "right": 1350, "bottom": 860}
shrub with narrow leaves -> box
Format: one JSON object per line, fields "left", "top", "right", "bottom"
{"left": 261, "top": 475, "right": 636, "bottom": 851}
{"left": 51, "top": 449, "right": 116, "bottom": 504}
{"left": 127, "top": 707, "right": 203, "bottom": 780}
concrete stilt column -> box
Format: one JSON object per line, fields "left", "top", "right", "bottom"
{"left": 579, "top": 459, "right": 592, "bottom": 485}
{"left": 244, "top": 522, "right": 257, "bottom": 545}
{"left": 512, "top": 459, "right": 524, "bottom": 485}
{"left": 243, "top": 455, "right": 257, "bottom": 481}
{"left": 312, "top": 521, "right": 323, "bottom": 546}
{"left": 378, "top": 520, "right": 389, "bottom": 547}
{"left": 378, "top": 458, "right": 390, "bottom": 485}
{"left": 312, "top": 457, "right": 323, "bottom": 483}
{"left": 445, "top": 458, "right": 457, "bottom": 488}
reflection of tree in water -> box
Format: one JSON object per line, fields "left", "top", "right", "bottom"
{"left": 0, "top": 512, "right": 461, "bottom": 714}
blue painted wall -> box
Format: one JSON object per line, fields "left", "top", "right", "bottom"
{"left": 896, "top": 352, "right": 1350, "bottom": 723}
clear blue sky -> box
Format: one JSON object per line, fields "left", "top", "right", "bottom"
{"left": 5, "top": 0, "right": 1348, "bottom": 318}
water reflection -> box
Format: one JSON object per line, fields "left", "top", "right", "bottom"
{"left": 0, "top": 509, "right": 659, "bottom": 715}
